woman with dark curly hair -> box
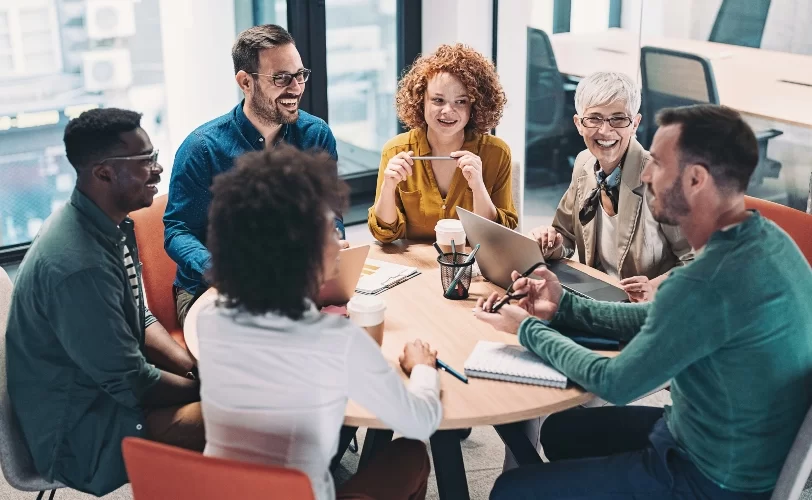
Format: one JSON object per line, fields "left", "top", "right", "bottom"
{"left": 195, "top": 145, "right": 442, "bottom": 500}
{"left": 368, "top": 43, "right": 517, "bottom": 243}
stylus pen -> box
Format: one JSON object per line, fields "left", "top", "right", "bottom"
{"left": 412, "top": 156, "right": 455, "bottom": 160}
{"left": 436, "top": 358, "right": 468, "bottom": 384}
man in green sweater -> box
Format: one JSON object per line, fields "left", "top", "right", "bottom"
{"left": 475, "top": 104, "right": 812, "bottom": 499}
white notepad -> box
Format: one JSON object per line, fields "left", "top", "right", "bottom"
{"left": 463, "top": 341, "right": 568, "bottom": 389}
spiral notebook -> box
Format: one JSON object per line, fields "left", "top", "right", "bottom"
{"left": 463, "top": 341, "right": 568, "bottom": 388}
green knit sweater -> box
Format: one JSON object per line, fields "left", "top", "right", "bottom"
{"left": 518, "top": 212, "right": 812, "bottom": 492}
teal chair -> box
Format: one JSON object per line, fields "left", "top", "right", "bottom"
{"left": 709, "top": 0, "right": 772, "bottom": 49}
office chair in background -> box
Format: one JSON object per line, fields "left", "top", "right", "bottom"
{"left": 709, "top": 0, "right": 772, "bottom": 49}
{"left": 524, "top": 27, "right": 581, "bottom": 187}
{"left": 639, "top": 46, "right": 785, "bottom": 202}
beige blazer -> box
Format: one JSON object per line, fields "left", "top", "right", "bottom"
{"left": 550, "top": 138, "right": 694, "bottom": 279}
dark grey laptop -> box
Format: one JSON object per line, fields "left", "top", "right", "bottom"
{"left": 456, "top": 208, "right": 628, "bottom": 302}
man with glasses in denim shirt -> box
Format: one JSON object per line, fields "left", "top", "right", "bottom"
{"left": 164, "top": 24, "right": 346, "bottom": 326}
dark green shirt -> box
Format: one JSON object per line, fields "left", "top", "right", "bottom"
{"left": 518, "top": 212, "right": 812, "bottom": 492}
{"left": 6, "top": 189, "right": 161, "bottom": 496}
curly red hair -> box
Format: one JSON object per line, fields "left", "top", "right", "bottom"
{"left": 395, "top": 44, "right": 506, "bottom": 135}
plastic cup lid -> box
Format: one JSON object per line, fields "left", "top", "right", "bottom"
{"left": 347, "top": 294, "right": 386, "bottom": 313}
{"left": 435, "top": 219, "right": 463, "bottom": 232}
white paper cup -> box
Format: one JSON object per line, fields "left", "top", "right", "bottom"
{"left": 347, "top": 295, "right": 386, "bottom": 345}
{"left": 435, "top": 219, "right": 466, "bottom": 254}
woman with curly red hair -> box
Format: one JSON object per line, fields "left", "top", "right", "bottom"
{"left": 368, "top": 44, "right": 517, "bottom": 243}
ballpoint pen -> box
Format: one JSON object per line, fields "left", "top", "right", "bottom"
{"left": 433, "top": 241, "right": 445, "bottom": 256}
{"left": 412, "top": 156, "right": 455, "bottom": 160}
{"left": 436, "top": 358, "right": 468, "bottom": 384}
{"left": 489, "top": 261, "right": 546, "bottom": 312}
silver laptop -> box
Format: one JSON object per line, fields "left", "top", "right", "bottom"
{"left": 456, "top": 208, "right": 628, "bottom": 302}
{"left": 317, "top": 245, "right": 370, "bottom": 306}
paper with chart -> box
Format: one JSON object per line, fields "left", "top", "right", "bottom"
{"left": 355, "top": 258, "right": 421, "bottom": 295}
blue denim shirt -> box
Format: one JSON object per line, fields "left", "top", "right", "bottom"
{"left": 164, "top": 101, "right": 343, "bottom": 295}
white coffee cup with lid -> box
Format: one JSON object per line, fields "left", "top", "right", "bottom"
{"left": 346, "top": 295, "right": 386, "bottom": 346}
{"left": 435, "top": 219, "right": 466, "bottom": 255}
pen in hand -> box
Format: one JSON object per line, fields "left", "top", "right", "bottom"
{"left": 436, "top": 358, "right": 468, "bottom": 384}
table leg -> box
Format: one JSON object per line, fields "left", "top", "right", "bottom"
{"left": 493, "top": 422, "right": 544, "bottom": 466}
{"left": 330, "top": 425, "right": 358, "bottom": 473}
{"left": 430, "top": 430, "right": 470, "bottom": 500}
{"left": 358, "top": 429, "right": 393, "bottom": 470}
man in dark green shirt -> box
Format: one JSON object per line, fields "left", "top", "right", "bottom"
{"left": 6, "top": 109, "right": 204, "bottom": 496}
{"left": 476, "top": 104, "right": 812, "bottom": 499}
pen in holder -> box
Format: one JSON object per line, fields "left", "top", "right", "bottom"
{"left": 438, "top": 244, "right": 480, "bottom": 300}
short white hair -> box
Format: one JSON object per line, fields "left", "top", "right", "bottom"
{"left": 574, "top": 71, "right": 641, "bottom": 117}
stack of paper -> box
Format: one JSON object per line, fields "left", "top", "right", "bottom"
{"left": 355, "top": 258, "right": 421, "bottom": 295}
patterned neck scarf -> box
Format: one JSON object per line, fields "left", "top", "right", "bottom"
{"left": 579, "top": 161, "right": 622, "bottom": 225}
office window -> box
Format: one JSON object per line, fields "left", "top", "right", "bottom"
{"left": 0, "top": 0, "right": 168, "bottom": 250}
{"left": 235, "top": 0, "right": 287, "bottom": 33}
{"left": 325, "top": 0, "right": 397, "bottom": 180}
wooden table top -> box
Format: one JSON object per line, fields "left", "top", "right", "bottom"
{"left": 549, "top": 28, "right": 812, "bottom": 129}
{"left": 185, "top": 241, "right": 619, "bottom": 430}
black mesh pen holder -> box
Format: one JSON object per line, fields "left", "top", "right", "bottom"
{"left": 437, "top": 253, "right": 474, "bottom": 300}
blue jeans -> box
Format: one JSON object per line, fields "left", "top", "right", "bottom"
{"left": 491, "top": 406, "right": 773, "bottom": 500}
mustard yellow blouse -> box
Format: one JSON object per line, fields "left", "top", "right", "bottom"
{"left": 367, "top": 128, "right": 518, "bottom": 243}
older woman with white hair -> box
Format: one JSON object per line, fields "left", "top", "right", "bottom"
{"left": 528, "top": 71, "right": 693, "bottom": 302}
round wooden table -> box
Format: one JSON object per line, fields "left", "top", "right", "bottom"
{"left": 184, "top": 241, "right": 619, "bottom": 500}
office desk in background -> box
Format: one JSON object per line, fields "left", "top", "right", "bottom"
{"left": 185, "top": 242, "right": 618, "bottom": 500}
{"left": 550, "top": 28, "right": 812, "bottom": 129}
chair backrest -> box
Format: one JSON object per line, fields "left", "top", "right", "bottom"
{"left": 639, "top": 46, "right": 719, "bottom": 148}
{"left": 771, "top": 403, "right": 812, "bottom": 500}
{"left": 745, "top": 196, "right": 812, "bottom": 265}
{"left": 0, "top": 268, "right": 55, "bottom": 491}
{"left": 122, "top": 437, "right": 315, "bottom": 500}
{"left": 129, "top": 195, "right": 184, "bottom": 347}
{"left": 709, "top": 0, "right": 772, "bottom": 49}
{"left": 526, "top": 27, "right": 566, "bottom": 140}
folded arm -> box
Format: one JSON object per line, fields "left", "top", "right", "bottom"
{"left": 347, "top": 329, "right": 442, "bottom": 440}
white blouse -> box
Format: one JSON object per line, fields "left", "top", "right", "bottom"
{"left": 196, "top": 300, "right": 442, "bottom": 500}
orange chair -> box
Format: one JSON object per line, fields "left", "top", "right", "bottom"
{"left": 745, "top": 196, "right": 812, "bottom": 265}
{"left": 122, "top": 438, "right": 315, "bottom": 500}
{"left": 130, "top": 194, "right": 186, "bottom": 349}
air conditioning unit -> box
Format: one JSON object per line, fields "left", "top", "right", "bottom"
{"left": 82, "top": 49, "right": 133, "bottom": 92}
{"left": 85, "top": 0, "right": 136, "bottom": 40}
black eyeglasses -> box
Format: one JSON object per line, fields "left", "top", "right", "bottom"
{"left": 580, "top": 116, "right": 633, "bottom": 129}
{"left": 251, "top": 68, "right": 311, "bottom": 87}
{"left": 99, "top": 150, "right": 160, "bottom": 169}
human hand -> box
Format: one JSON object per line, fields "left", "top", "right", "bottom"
{"left": 399, "top": 339, "right": 438, "bottom": 375}
{"left": 382, "top": 151, "right": 415, "bottom": 190}
{"left": 528, "top": 225, "right": 563, "bottom": 258}
{"left": 451, "top": 150, "right": 484, "bottom": 190}
{"left": 507, "top": 266, "right": 563, "bottom": 321}
{"left": 472, "top": 293, "right": 530, "bottom": 334}
{"left": 619, "top": 275, "right": 654, "bottom": 303}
